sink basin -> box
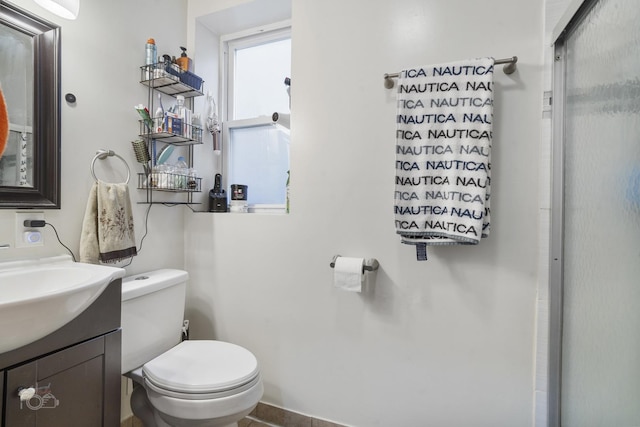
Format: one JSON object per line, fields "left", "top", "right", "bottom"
{"left": 0, "top": 255, "right": 125, "bottom": 354}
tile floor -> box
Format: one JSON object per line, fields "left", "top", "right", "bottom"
{"left": 122, "top": 402, "right": 347, "bottom": 427}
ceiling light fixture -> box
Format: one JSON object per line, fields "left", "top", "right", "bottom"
{"left": 34, "top": 0, "right": 79, "bottom": 20}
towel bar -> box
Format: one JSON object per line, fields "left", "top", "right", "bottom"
{"left": 384, "top": 56, "right": 518, "bottom": 88}
{"left": 330, "top": 255, "right": 379, "bottom": 272}
{"left": 90, "top": 149, "right": 131, "bottom": 184}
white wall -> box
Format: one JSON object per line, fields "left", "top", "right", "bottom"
{"left": 188, "top": 19, "right": 222, "bottom": 206}
{"left": 185, "top": 0, "right": 544, "bottom": 426}
{"left": 0, "top": 0, "right": 188, "bottom": 275}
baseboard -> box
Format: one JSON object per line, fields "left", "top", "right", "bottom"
{"left": 250, "top": 402, "right": 348, "bottom": 427}
{"left": 120, "top": 415, "right": 143, "bottom": 427}
{"left": 121, "top": 402, "right": 348, "bottom": 427}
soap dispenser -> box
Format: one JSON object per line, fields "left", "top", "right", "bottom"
{"left": 176, "top": 47, "right": 192, "bottom": 72}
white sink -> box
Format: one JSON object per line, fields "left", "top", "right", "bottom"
{"left": 0, "top": 255, "right": 125, "bottom": 354}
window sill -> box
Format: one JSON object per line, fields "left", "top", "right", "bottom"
{"left": 249, "top": 204, "right": 286, "bottom": 214}
{"left": 197, "top": 204, "right": 287, "bottom": 214}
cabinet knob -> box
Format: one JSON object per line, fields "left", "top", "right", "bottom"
{"left": 18, "top": 387, "right": 36, "bottom": 401}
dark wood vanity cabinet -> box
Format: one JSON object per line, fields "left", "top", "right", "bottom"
{"left": 0, "top": 279, "right": 122, "bottom": 427}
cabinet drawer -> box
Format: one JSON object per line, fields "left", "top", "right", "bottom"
{"left": 38, "top": 336, "right": 104, "bottom": 380}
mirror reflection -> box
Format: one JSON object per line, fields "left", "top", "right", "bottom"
{"left": 0, "top": 24, "right": 34, "bottom": 187}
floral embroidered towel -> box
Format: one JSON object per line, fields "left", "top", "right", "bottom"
{"left": 80, "top": 181, "right": 137, "bottom": 264}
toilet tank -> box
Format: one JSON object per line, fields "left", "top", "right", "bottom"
{"left": 121, "top": 269, "right": 188, "bottom": 374}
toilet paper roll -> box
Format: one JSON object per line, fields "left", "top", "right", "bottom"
{"left": 333, "top": 257, "right": 364, "bottom": 292}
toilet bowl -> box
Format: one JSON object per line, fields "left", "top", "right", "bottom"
{"left": 121, "top": 270, "right": 263, "bottom": 427}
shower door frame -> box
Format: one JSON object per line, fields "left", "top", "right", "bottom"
{"left": 548, "top": 0, "right": 620, "bottom": 426}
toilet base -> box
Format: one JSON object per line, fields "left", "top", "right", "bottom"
{"left": 127, "top": 374, "right": 261, "bottom": 427}
{"left": 156, "top": 409, "right": 243, "bottom": 427}
{"left": 131, "top": 382, "right": 158, "bottom": 427}
{"left": 131, "top": 381, "right": 245, "bottom": 427}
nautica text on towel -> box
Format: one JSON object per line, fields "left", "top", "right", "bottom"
{"left": 399, "top": 81, "right": 493, "bottom": 93}
{"left": 396, "top": 144, "right": 490, "bottom": 156}
{"left": 397, "top": 129, "right": 493, "bottom": 140}
{"left": 397, "top": 113, "right": 492, "bottom": 124}
{"left": 402, "top": 65, "right": 494, "bottom": 78}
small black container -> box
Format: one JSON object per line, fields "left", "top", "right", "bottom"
{"left": 231, "top": 184, "right": 248, "bottom": 201}
{"left": 209, "top": 173, "right": 227, "bottom": 212}
{"left": 209, "top": 191, "right": 227, "bottom": 212}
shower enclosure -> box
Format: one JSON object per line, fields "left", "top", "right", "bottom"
{"left": 549, "top": 0, "right": 640, "bottom": 425}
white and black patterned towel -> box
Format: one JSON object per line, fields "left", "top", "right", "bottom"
{"left": 394, "top": 58, "right": 494, "bottom": 260}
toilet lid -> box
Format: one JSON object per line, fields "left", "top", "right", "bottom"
{"left": 142, "top": 340, "right": 259, "bottom": 394}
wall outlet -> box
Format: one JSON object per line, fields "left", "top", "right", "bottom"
{"left": 15, "top": 211, "right": 45, "bottom": 248}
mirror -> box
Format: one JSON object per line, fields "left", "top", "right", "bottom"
{"left": 0, "top": 2, "right": 60, "bottom": 208}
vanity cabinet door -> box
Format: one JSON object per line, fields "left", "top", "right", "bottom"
{"left": 0, "top": 371, "right": 4, "bottom": 425}
{"left": 5, "top": 337, "right": 105, "bottom": 427}
{"left": 5, "top": 361, "right": 37, "bottom": 427}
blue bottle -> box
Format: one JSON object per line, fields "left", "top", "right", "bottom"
{"left": 145, "top": 38, "right": 157, "bottom": 65}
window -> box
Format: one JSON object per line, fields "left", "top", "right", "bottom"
{"left": 222, "top": 24, "right": 291, "bottom": 212}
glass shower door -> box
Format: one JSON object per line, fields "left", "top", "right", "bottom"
{"left": 554, "top": 0, "right": 640, "bottom": 425}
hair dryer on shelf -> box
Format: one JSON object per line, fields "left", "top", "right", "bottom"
{"left": 205, "top": 91, "right": 221, "bottom": 153}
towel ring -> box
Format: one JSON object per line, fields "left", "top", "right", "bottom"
{"left": 90, "top": 149, "right": 130, "bottom": 184}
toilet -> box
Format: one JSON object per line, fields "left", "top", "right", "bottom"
{"left": 121, "top": 269, "right": 263, "bottom": 427}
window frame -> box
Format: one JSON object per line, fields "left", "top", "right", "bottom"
{"left": 220, "top": 21, "right": 291, "bottom": 212}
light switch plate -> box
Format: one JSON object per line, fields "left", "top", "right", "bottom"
{"left": 15, "top": 211, "right": 45, "bottom": 248}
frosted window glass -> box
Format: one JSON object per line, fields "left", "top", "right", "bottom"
{"left": 234, "top": 38, "right": 291, "bottom": 120}
{"left": 228, "top": 124, "right": 290, "bottom": 205}
{"left": 560, "top": 0, "right": 640, "bottom": 425}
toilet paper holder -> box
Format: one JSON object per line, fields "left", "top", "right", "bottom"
{"left": 330, "top": 255, "right": 379, "bottom": 272}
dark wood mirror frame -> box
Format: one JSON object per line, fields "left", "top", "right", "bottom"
{"left": 0, "top": 1, "right": 60, "bottom": 208}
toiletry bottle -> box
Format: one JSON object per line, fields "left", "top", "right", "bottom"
{"left": 160, "top": 54, "right": 175, "bottom": 80}
{"left": 187, "top": 168, "right": 198, "bottom": 190}
{"left": 175, "top": 156, "right": 189, "bottom": 189}
{"left": 174, "top": 95, "right": 189, "bottom": 137}
{"left": 145, "top": 38, "right": 157, "bottom": 65}
{"left": 286, "top": 170, "right": 290, "bottom": 213}
{"left": 154, "top": 105, "right": 164, "bottom": 133}
{"left": 176, "top": 156, "right": 188, "bottom": 171}
{"left": 176, "top": 95, "right": 190, "bottom": 138}
{"left": 176, "top": 95, "right": 185, "bottom": 115}
{"left": 176, "top": 46, "right": 192, "bottom": 72}
{"left": 192, "top": 113, "right": 202, "bottom": 142}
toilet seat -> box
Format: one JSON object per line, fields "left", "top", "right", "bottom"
{"left": 142, "top": 340, "right": 260, "bottom": 399}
